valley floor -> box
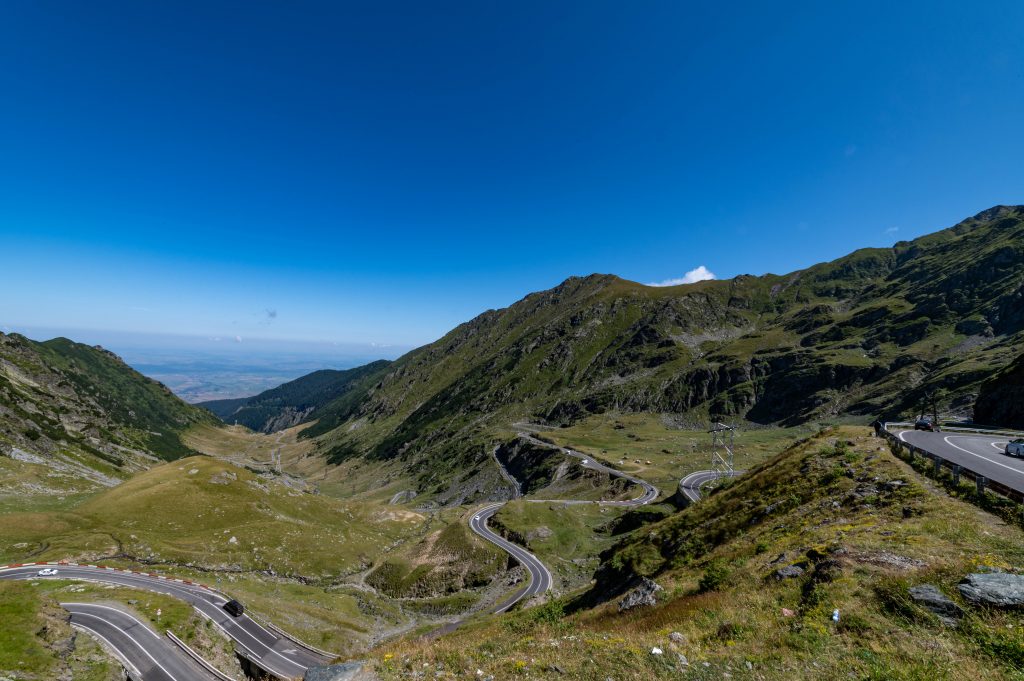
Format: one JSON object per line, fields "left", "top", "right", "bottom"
{"left": 5, "top": 419, "right": 1024, "bottom": 680}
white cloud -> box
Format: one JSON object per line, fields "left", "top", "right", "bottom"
{"left": 647, "top": 265, "right": 717, "bottom": 287}
{"left": 234, "top": 335, "right": 243, "bottom": 343}
{"left": 884, "top": 226, "right": 899, "bottom": 235}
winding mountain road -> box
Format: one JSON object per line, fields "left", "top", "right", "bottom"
{"left": 468, "top": 429, "right": 724, "bottom": 614}
{"left": 516, "top": 433, "right": 659, "bottom": 505}
{"left": 470, "top": 504, "right": 552, "bottom": 613}
{"left": 3, "top": 433, "right": 740, "bottom": 674}
{"left": 65, "top": 602, "right": 218, "bottom": 681}
{"left": 0, "top": 563, "right": 331, "bottom": 680}
{"left": 679, "top": 469, "right": 735, "bottom": 504}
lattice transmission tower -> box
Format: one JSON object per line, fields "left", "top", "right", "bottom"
{"left": 709, "top": 422, "right": 736, "bottom": 481}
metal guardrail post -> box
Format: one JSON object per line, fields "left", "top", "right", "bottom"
{"left": 977, "top": 476, "right": 987, "bottom": 496}
{"left": 952, "top": 464, "right": 961, "bottom": 485}
{"left": 933, "top": 456, "right": 942, "bottom": 476}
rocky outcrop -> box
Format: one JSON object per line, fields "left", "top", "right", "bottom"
{"left": 494, "top": 437, "right": 632, "bottom": 499}
{"left": 959, "top": 572, "right": 1024, "bottom": 607}
{"left": 773, "top": 565, "right": 805, "bottom": 580}
{"left": 909, "top": 584, "right": 964, "bottom": 625}
{"left": 974, "top": 351, "right": 1024, "bottom": 428}
{"left": 304, "top": 662, "right": 365, "bottom": 681}
{"left": 617, "top": 578, "right": 663, "bottom": 612}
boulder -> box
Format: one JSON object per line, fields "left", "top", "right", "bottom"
{"left": 908, "top": 584, "right": 964, "bottom": 625}
{"left": 773, "top": 565, "right": 805, "bottom": 580}
{"left": 617, "top": 577, "right": 663, "bottom": 612}
{"left": 304, "top": 663, "right": 364, "bottom": 681}
{"left": 959, "top": 573, "right": 1024, "bottom": 607}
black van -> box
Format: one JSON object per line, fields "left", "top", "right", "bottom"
{"left": 223, "top": 599, "right": 245, "bottom": 617}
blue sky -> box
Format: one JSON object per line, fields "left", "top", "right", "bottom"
{"left": 2, "top": 1, "right": 1023, "bottom": 348}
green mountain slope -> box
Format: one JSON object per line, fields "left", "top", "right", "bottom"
{"left": 198, "top": 360, "right": 391, "bottom": 433}
{"left": 309, "top": 206, "right": 1024, "bottom": 499}
{"left": 0, "top": 332, "right": 215, "bottom": 483}
{"left": 974, "top": 350, "right": 1024, "bottom": 429}
{"left": 373, "top": 427, "right": 1024, "bottom": 679}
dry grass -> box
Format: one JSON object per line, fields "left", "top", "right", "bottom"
{"left": 366, "top": 427, "right": 1024, "bottom": 680}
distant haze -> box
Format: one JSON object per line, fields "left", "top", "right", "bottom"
{"left": 3, "top": 326, "right": 409, "bottom": 403}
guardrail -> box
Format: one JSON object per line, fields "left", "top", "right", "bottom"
{"left": 881, "top": 425, "right": 1023, "bottom": 504}
{"left": 887, "top": 421, "right": 1024, "bottom": 439}
{"left": 166, "top": 630, "right": 240, "bottom": 681}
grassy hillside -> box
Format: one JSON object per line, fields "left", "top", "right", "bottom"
{"left": 0, "top": 333, "right": 214, "bottom": 462}
{"left": 198, "top": 359, "right": 391, "bottom": 433}
{"left": 0, "top": 581, "right": 123, "bottom": 681}
{"left": 0, "top": 332, "right": 217, "bottom": 510}
{"left": 0, "top": 445, "right": 521, "bottom": 653}
{"left": 369, "top": 427, "right": 1024, "bottom": 679}
{"left": 0, "top": 455, "right": 425, "bottom": 577}
{"left": 306, "top": 206, "right": 1024, "bottom": 502}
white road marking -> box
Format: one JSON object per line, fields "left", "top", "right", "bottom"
{"left": 73, "top": 611, "right": 182, "bottom": 681}
{"left": 70, "top": 623, "right": 142, "bottom": 678}
{"left": 62, "top": 602, "right": 163, "bottom": 641}
{"left": 942, "top": 435, "right": 1024, "bottom": 475}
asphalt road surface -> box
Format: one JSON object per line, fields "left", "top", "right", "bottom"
{"left": 679, "top": 470, "right": 726, "bottom": 503}
{"left": 0, "top": 564, "right": 329, "bottom": 679}
{"left": 64, "top": 602, "right": 218, "bottom": 681}
{"left": 466, "top": 432, "right": 662, "bottom": 616}
{"left": 469, "top": 503, "right": 553, "bottom": 614}
{"left": 896, "top": 428, "right": 1024, "bottom": 494}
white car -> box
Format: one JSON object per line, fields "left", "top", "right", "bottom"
{"left": 1005, "top": 439, "right": 1024, "bottom": 457}
{"left": 37, "top": 568, "right": 59, "bottom": 577}
{"left": 581, "top": 459, "right": 588, "bottom": 465}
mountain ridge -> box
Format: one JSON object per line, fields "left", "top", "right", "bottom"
{"left": 0, "top": 332, "right": 216, "bottom": 492}
{"left": 298, "top": 205, "right": 1024, "bottom": 502}
{"left": 197, "top": 360, "right": 391, "bottom": 433}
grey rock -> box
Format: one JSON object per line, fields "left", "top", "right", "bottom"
{"left": 668, "top": 631, "right": 686, "bottom": 644}
{"left": 526, "top": 526, "right": 554, "bottom": 541}
{"left": 303, "top": 662, "right": 364, "bottom": 681}
{"left": 908, "top": 584, "right": 964, "bottom": 625}
{"left": 617, "top": 577, "right": 663, "bottom": 612}
{"left": 774, "top": 565, "right": 805, "bottom": 580}
{"left": 959, "top": 573, "right": 1024, "bottom": 607}
{"left": 676, "top": 652, "right": 689, "bottom": 667}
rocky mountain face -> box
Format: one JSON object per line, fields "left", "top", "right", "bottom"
{"left": 974, "top": 351, "right": 1024, "bottom": 429}
{"left": 198, "top": 361, "right": 391, "bottom": 433}
{"left": 0, "top": 333, "right": 215, "bottom": 485}
{"left": 495, "top": 437, "right": 636, "bottom": 499}
{"left": 308, "top": 206, "right": 1024, "bottom": 495}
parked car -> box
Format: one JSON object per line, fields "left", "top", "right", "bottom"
{"left": 1006, "top": 439, "right": 1024, "bottom": 457}
{"left": 914, "top": 418, "right": 939, "bottom": 432}
{"left": 36, "top": 568, "right": 59, "bottom": 577}
{"left": 223, "top": 599, "right": 245, "bottom": 617}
